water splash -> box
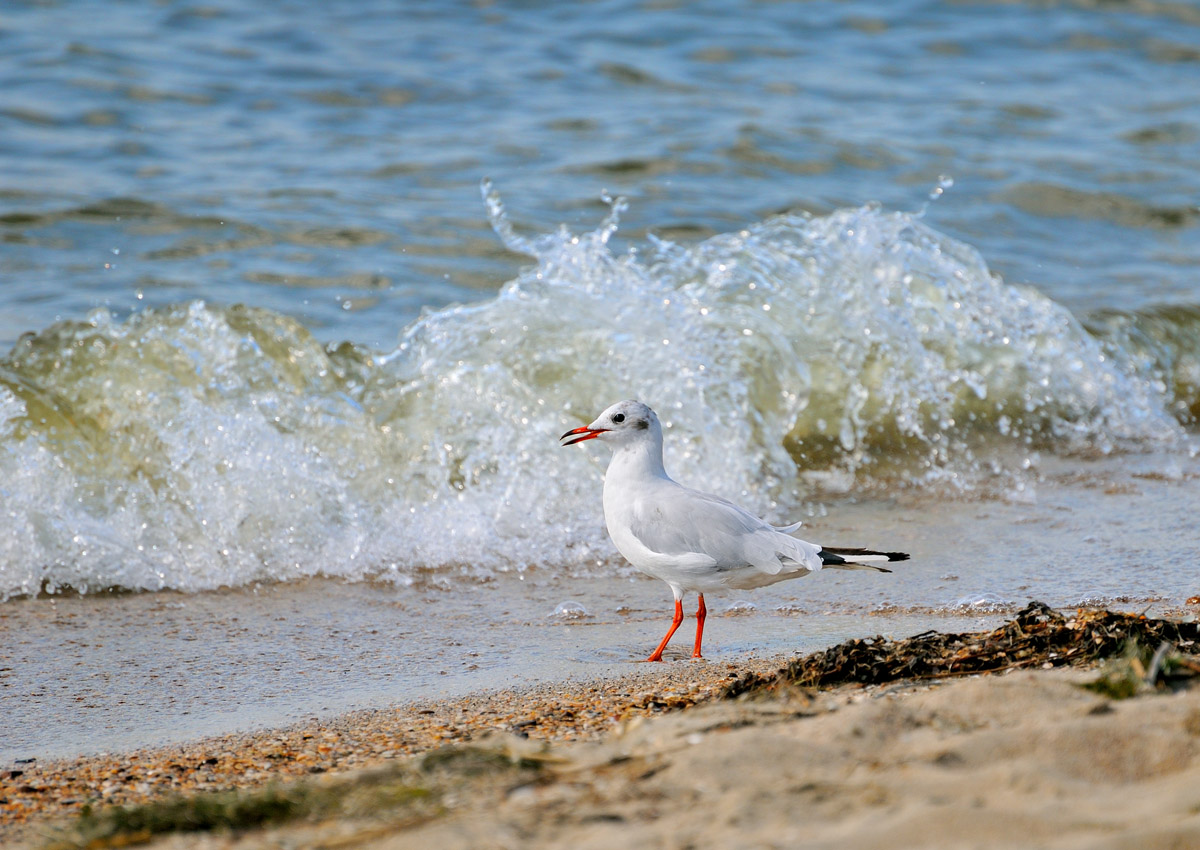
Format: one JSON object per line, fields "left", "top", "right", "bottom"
{"left": 929, "top": 174, "right": 954, "bottom": 201}
{"left": 0, "top": 192, "right": 1192, "bottom": 598}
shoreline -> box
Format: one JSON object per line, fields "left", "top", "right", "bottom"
{"left": 1, "top": 653, "right": 790, "bottom": 843}
{"left": 0, "top": 566, "right": 1026, "bottom": 767}
{"left": 8, "top": 602, "right": 1200, "bottom": 849}
{"left": 12, "top": 668, "right": 1200, "bottom": 850}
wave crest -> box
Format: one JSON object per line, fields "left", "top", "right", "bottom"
{"left": 0, "top": 194, "right": 1189, "bottom": 597}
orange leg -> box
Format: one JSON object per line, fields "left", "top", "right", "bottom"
{"left": 692, "top": 594, "right": 706, "bottom": 659}
{"left": 646, "top": 599, "right": 684, "bottom": 662}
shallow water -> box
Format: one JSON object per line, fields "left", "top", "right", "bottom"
{"left": 4, "top": 455, "right": 1199, "bottom": 763}
{"left": 2, "top": 0, "right": 1200, "bottom": 760}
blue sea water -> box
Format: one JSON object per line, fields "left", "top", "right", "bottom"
{"left": 4, "top": 0, "right": 1199, "bottom": 345}
{"left": 1, "top": 0, "right": 1200, "bottom": 760}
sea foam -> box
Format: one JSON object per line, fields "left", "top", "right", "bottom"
{"left": 0, "top": 190, "right": 1189, "bottom": 597}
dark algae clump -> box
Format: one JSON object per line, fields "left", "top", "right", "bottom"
{"left": 726, "top": 601, "right": 1200, "bottom": 696}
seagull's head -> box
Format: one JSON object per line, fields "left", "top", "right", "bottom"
{"left": 560, "top": 399, "right": 660, "bottom": 447}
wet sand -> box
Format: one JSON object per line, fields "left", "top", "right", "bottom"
{"left": 8, "top": 599, "right": 1200, "bottom": 849}
{"left": 2, "top": 654, "right": 787, "bottom": 842}
{"left": 7, "top": 657, "right": 1200, "bottom": 849}
{"left": 0, "top": 573, "right": 999, "bottom": 766}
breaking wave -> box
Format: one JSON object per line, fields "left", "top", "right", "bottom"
{"left": 0, "top": 187, "right": 1193, "bottom": 597}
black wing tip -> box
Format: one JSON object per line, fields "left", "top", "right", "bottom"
{"left": 821, "top": 547, "right": 910, "bottom": 563}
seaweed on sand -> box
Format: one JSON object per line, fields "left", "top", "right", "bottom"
{"left": 725, "top": 601, "right": 1200, "bottom": 697}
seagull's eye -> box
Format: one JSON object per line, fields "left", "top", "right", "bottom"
{"left": 612, "top": 413, "right": 626, "bottom": 423}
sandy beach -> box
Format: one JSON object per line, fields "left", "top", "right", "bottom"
{"left": 5, "top": 3, "right": 1200, "bottom": 847}
{"left": 7, "top": 605, "right": 1200, "bottom": 850}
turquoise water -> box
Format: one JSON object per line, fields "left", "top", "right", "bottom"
{"left": 2, "top": 0, "right": 1200, "bottom": 760}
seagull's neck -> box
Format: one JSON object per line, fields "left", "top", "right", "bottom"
{"left": 606, "top": 433, "right": 670, "bottom": 484}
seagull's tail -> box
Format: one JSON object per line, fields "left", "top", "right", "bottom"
{"left": 818, "top": 547, "right": 909, "bottom": 573}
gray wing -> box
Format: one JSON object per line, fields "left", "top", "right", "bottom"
{"left": 627, "top": 485, "right": 822, "bottom": 575}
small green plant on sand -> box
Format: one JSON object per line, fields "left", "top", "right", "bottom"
{"left": 1081, "top": 639, "right": 1184, "bottom": 700}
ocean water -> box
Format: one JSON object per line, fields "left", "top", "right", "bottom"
{"left": 2, "top": 0, "right": 1200, "bottom": 760}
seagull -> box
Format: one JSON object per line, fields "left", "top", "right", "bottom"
{"left": 561, "top": 400, "right": 908, "bottom": 661}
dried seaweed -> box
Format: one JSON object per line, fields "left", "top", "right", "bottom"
{"left": 725, "top": 601, "right": 1200, "bottom": 698}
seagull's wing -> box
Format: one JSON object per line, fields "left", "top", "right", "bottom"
{"left": 628, "top": 485, "right": 823, "bottom": 575}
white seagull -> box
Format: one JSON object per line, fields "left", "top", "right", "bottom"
{"left": 561, "top": 400, "right": 908, "bottom": 661}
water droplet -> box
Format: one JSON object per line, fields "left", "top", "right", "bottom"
{"left": 929, "top": 174, "right": 954, "bottom": 200}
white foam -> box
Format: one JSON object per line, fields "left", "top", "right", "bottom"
{"left": 0, "top": 194, "right": 1188, "bottom": 597}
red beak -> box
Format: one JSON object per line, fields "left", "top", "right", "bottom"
{"left": 560, "top": 426, "right": 608, "bottom": 446}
